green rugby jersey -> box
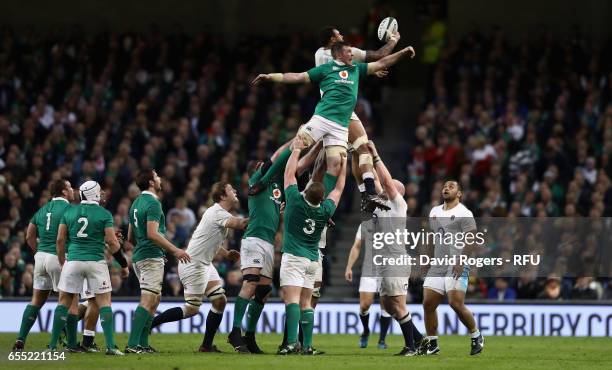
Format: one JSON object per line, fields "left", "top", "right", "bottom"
{"left": 243, "top": 168, "right": 283, "bottom": 244}
{"left": 61, "top": 201, "right": 114, "bottom": 261}
{"left": 281, "top": 184, "right": 336, "bottom": 261}
{"left": 129, "top": 191, "right": 166, "bottom": 262}
{"left": 306, "top": 60, "right": 368, "bottom": 127}
{"left": 30, "top": 197, "right": 72, "bottom": 255}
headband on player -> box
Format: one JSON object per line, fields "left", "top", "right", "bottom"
{"left": 79, "top": 180, "right": 101, "bottom": 202}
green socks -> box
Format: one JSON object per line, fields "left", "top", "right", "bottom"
{"left": 48, "top": 304, "right": 68, "bottom": 349}
{"left": 246, "top": 299, "right": 264, "bottom": 333}
{"left": 300, "top": 309, "right": 315, "bottom": 348}
{"left": 323, "top": 173, "right": 338, "bottom": 196}
{"left": 18, "top": 304, "right": 40, "bottom": 341}
{"left": 259, "top": 148, "right": 291, "bottom": 184}
{"left": 127, "top": 305, "right": 150, "bottom": 348}
{"left": 286, "top": 303, "right": 300, "bottom": 344}
{"left": 233, "top": 296, "right": 250, "bottom": 329}
{"left": 99, "top": 306, "right": 116, "bottom": 349}
{"left": 66, "top": 314, "right": 78, "bottom": 348}
{"left": 139, "top": 313, "right": 153, "bottom": 347}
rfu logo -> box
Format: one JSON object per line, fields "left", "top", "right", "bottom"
{"left": 339, "top": 70, "right": 348, "bottom": 79}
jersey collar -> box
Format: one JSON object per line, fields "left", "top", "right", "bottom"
{"left": 142, "top": 190, "right": 158, "bottom": 199}
{"left": 333, "top": 59, "right": 346, "bottom": 66}
{"left": 301, "top": 193, "right": 321, "bottom": 208}
{"left": 52, "top": 197, "right": 69, "bottom": 203}
{"left": 81, "top": 200, "right": 99, "bottom": 205}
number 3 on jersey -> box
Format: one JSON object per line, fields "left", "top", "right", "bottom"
{"left": 303, "top": 218, "right": 315, "bottom": 235}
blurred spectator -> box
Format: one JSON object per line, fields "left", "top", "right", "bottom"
{"left": 224, "top": 269, "right": 243, "bottom": 297}
{"left": 538, "top": 278, "right": 562, "bottom": 300}
{"left": 487, "top": 277, "right": 517, "bottom": 301}
{"left": 571, "top": 277, "right": 601, "bottom": 300}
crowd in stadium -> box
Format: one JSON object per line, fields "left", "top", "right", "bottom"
{"left": 0, "top": 24, "right": 610, "bottom": 300}
{"left": 406, "top": 26, "right": 611, "bottom": 300}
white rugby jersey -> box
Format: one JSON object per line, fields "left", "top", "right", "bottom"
{"left": 428, "top": 202, "right": 477, "bottom": 269}
{"left": 314, "top": 46, "right": 367, "bottom": 67}
{"left": 185, "top": 203, "right": 232, "bottom": 263}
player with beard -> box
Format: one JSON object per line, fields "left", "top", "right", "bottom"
{"left": 125, "top": 169, "right": 191, "bottom": 353}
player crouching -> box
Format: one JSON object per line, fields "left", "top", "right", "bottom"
{"left": 277, "top": 138, "right": 346, "bottom": 355}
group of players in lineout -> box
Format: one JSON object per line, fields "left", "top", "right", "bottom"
{"left": 12, "top": 26, "right": 484, "bottom": 356}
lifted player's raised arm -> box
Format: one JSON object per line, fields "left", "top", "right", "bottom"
{"left": 365, "top": 30, "right": 401, "bottom": 61}
{"left": 252, "top": 72, "right": 310, "bottom": 85}
{"left": 367, "top": 46, "right": 415, "bottom": 75}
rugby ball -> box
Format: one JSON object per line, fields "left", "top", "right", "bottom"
{"left": 377, "top": 17, "right": 398, "bottom": 42}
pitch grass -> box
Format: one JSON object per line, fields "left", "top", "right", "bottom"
{"left": 1, "top": 333, "right": 611, "bottom": 370}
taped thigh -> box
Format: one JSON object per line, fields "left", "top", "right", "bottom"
{"left": 297, "top": 125, "right": 316, "bottom": 147}
{"left": 351, "top": 135, "right": 369, "bottom": 151}
{"left": 325, "top": 145, "right": 347, "bottom": 159}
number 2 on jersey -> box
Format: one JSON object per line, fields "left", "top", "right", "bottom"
{"left": 77, "top": 217, "right": 89, "bottom": 237}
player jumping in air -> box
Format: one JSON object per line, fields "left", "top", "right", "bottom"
{"left": 14, "top": 180, "right": 74, "bottom": 351}
{"left": 420, "top": 180, "right": 484, "bottom": 356}
{"left": 277, "top": 137, "right": 346, "bottom": 355}
{"left": 125, "top": 169, "right": 191, "bottom": 353}
{"left": 366, "top": 142, "right": 424, "bottom": 356}
{"left": 152, "top": 181, "right": 248, "bottom": 352}
{"left": 315, "top": 26, "right": 404, "bottom": 212}
{"left": 249, "top": 41, "right": 414, "bottom": 214}
{"left": 47, "top": 181, "right": 129, "bottom": 355}
{"left": 345, "top": 223, "right": 392, "bottom": 349}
